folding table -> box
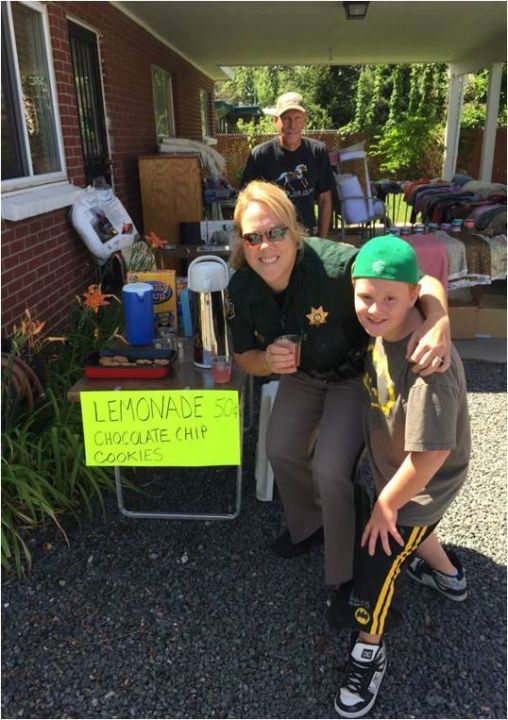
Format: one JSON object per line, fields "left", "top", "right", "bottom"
{"left": 68, "top": 338, "right": 253, "bottom": 521}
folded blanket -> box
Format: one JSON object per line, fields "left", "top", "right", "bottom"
{"left": 480, "top": 234, "right": 507, "bottom": 280}
{"left": 461, "top": 180, "right": 507, "bottom": 199}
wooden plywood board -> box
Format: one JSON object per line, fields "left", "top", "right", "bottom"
{"left": 138, "top": 155, "right": 203, "bottom": 246}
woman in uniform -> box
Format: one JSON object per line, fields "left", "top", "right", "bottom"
{"left": 226, "top": 180, "right": 451, "bottom": 589}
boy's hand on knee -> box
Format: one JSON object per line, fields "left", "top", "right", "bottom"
{"left": 361, "top": 498, "right": 404, "bottom": 557}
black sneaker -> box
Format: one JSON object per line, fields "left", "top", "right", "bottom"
{"left": 271, "top": 527, "right": 324, "bottom": 558}
{"left": 334, "top": 637, "right": 387, "bottom": 718}
{"left": 406, "top": 549, "right": 467, "bottom": 601}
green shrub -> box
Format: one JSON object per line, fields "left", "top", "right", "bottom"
{"left": 370, "top": 116, "right": 445, "bottom": 180}
{"left": 1, "top": 292, "right": 125, "bottom": 576}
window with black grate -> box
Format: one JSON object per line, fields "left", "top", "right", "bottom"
{"left": 68, "top": 20, "right": 110, "bottom": 186}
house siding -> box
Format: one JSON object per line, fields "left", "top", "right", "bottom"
{"left": 2, "top": 1, "right": 215, "bottom": 335}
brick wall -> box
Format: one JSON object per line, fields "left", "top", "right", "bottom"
{"left": 457, "top": 127, "right": 507, "bottom": 184}
{"left": 2, "top": 1, "right": 215, "bottom": 335}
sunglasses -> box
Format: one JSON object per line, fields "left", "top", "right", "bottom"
{"left": 242, "top": 226, "right": 288, "bottom": 247}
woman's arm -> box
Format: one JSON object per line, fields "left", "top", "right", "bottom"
{"left": 234, "top": 342, "right": 299, "bottom": 377}
{"left": 234, "top": 350, "right": 272, "bottom": 377}
{"left": 407, "top": 274, "right": 451, "bottom": 376}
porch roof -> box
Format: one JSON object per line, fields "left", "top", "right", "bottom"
{"left": 113, "top": 1, "right": 507, "bottom": 80}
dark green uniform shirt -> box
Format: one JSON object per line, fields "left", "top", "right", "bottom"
{"left": 226, "top": 238, "right": 368, "bottom": 379}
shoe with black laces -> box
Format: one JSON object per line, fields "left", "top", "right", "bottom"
{"left": 271, "top": 527, "right": 324, "bottom": 558}
{"left": 334, "top": 636, "right": 387, "bottom": 718}
{"left": 406, "top": 549, "right": 467, "bottom": 601}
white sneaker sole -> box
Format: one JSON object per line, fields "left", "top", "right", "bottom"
{"left": 407, "top": 570, "right": 468, "bottom": 602}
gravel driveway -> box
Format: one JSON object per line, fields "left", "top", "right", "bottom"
{"left": 2, "top": 360, "right": 506, "bottom": 719}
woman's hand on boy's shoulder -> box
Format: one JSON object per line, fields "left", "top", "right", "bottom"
{"left": 406, "top": 315, "right": 451, "bottom": 376}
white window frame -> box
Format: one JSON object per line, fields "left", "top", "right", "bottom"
{"left": 151, "top": 65, "right": 175, "bottom": 141}
{"left": 2, "top": 0, "right": 67, "bottom": 194}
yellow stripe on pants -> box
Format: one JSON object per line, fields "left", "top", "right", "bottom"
{"left": 370, "top": 526, "right": 428, "bottom": 635}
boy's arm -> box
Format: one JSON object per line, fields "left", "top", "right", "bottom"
{"left": 408, "top": 275, "right": 451, "bottom": 376}
{"left": 361, "top": 449, "right": 451, "bottom": 556}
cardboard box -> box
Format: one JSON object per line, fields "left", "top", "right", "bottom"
{"left": 449, "top": 305, "right": 479, "bottom": 339}
{"left": 126, "top": 270, "right": 177, "bottom": 328}
{"left": 476, "top": 292, "right": 507, "bottom": 338}
{"left": 476, "top": 307, "right": 507, "bottom": 338}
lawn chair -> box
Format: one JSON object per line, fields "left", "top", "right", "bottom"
{"left": 332, "top": 149, "right": 387, "bottom": 242}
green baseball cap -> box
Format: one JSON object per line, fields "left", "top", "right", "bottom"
{"left": 352, "top": 235, "right": 421, "bottom": 284}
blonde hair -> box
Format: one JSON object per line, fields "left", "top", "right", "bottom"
{"left": 229, "top": 180, "right": 306, "bottom": 270}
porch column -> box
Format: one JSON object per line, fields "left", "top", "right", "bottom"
{"left": 442, "top": 65, "right": 468, "bottom": 182}
{"left": 479, "top": 63, "right": 503, "bottom": 182}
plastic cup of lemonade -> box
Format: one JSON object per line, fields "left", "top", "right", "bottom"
{"left": 274, "top": 334, "right": 302, "bottom": 367}
{"left": 212, "top": 355, "right": 232, "bottom": 384}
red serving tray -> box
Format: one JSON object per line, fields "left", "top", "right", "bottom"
{"left": 83, "top": 349, "right": 175, "bottom": 379}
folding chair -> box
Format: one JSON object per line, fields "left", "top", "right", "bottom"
{"left": 332, "top": 149, "right": 387, "bottom": 242}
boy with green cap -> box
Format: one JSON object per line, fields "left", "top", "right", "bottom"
{"left": 330, "top": 235, "right": 470, "bottom": 718}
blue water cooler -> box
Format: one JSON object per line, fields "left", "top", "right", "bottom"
{"left": 122, "top": 282, "right": 155, "bottom": 345}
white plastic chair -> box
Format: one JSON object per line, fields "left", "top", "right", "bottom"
{"left": 254, "top": 380, "right": 279, "bottom": 501}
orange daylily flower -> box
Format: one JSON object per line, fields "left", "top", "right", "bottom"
{"left": 12, "top": 309, "right": 65, "bottom": 350}
{"left": 12, "top": 309, "right": 46, "bottom": 345}
{"left": 145, "top": 231, "right": 167, "bottom": 248}
{"left": 82, "top": 284, "right": 119, "bottom": 314}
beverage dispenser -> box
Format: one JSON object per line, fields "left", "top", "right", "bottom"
{"left": 187, "top": 255, "right": 231, "bottom": 368}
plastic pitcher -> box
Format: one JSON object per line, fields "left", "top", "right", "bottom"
{"left": 122, "top": 282, "right": 155, "bottom": 345}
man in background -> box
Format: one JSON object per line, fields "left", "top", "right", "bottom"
{"left": 240, "top": 92, "right": 334, "bottom": 237}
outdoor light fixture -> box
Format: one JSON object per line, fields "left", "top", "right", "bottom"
{"left": 343, "top": 2, "right": 370, "bottom": 20}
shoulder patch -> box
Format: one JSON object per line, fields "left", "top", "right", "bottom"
{"left": 224, "top": 289, "right": 235, "bottom": 320}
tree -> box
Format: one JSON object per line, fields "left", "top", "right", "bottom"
{"left": 345, "top": 65, "right": 372, "bottom": 133}
{"left": 461, "top": 65, "right": 507, "bottom": 128}
{"left": 387, "top": 64, "right": 406, "bottom": 125}
{"left": 216, "top": 64, "right": 358, "bottom": 130}
{"left": 303, "top": 65, "right": 361, "bottom": 128}
{"left": 370, "top": 116, "right": 445, "bottom": 178}
{"left": 407, "top": 64, "right": 421, "bottom": 116}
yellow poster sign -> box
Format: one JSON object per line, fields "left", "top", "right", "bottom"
{"left": 80, "top": 390, "right": 241, "bottom": 466}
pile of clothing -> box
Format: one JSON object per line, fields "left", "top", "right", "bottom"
{"left": 403, "top": 176, "right": 506, "bottom": 233}
{"left": 401, "top": 176, "right": 506, "bottom": 290}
